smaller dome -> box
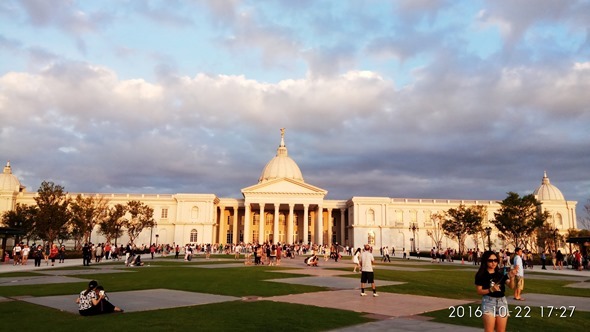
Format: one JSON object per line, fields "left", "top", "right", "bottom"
{"left": 0, "top": 161, "right": 22, "bottom": 192}
{"left": 533, "top": 171, "right": 564, "bottom": 201}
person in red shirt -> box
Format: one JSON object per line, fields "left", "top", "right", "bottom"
{"left": 49, "top": 243, "right": 59, "bottom": 266}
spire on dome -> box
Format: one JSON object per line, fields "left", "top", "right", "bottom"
{"left": 533, "top": 171, "right": 564, "bottom": 201}
{"left": 258, "top": 128, "right": 304, "bottom": 183}
{"left": 542, "top": 170, "right": 550, "bottom": 185}
{"left": 3, "top": 161, "right": 11, "bottom": 174}
{"left": 276, "top": 128, "right": 288, "bottom": 157}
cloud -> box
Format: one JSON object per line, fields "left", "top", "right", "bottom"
{"left": 0, "top": 1, "right": 589, "bottom": 220}
{"left": 16, "top": 0, "right": 112, "bottom": 35}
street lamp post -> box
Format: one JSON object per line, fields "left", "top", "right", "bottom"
{"left": 149, "top": 222, "right": 158, "bottom": 245}
{"left": 409, "top": 222, "right": 419, "bottom": 253}
{"left": 552, "top": 228, "right": 559, "bottom": 252}
{"left": 485, "top": 227, "right": 492, "bottom": 251}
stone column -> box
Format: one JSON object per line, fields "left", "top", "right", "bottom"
{"left": 244, "top": 204, "right": 251, "bottom": 244}
{"left": 273, "top": 203, "right": 280, "bottom": 244}
{"left": 232, "top": 206, "right": 238, "bottom": 244}
{"left": 259, "top": 203, "right": 265, "bottom": 244}
{"left": 327, "top": 207, "right": 333, "bottom": 245}
{"left": 288, "top": 204, "right": 295, "bottom": 245}
{"left": 214, "top": 203, "right": 219, "bottom": 245}
{"left": 218, "top": 205, "right": 225, "bottom": 244}
{"left": 340, "top": 208, "right": 346, "bottom": 246}
{"left": 317, "top": 204, "right": 323, "bottom": 245}
{"left": 303, "top": 204, "right": 309, "bottom": 244}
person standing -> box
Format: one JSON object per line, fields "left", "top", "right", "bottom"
{"left": 33, "top": 244, "right": 43, "bottom": 267}
{"left": 475, "top": 251, "right": 517, "bottom": 332}
{"left": 58, "top": 244, "right": 66, "bottom": 263}
{"left": 556, "top": 250, "right": 564, "bottom": 270}
{"left": 352, "top": 248, "right": 361, "bottom": 273}
{"left": 49, "top": 243, "right": 59, "bottom": 266}
{"left": 513, "top": 247, "right": 525, "bottom": 301}
{"left": 359, "top": 244, "right": 378, "bottom": 297}
{"left": 540, "top": 250, "right": 547, "bottom": 270}
{"left": 382, "top": 246, "right": 390, "bottom": 262}
{"left": 82, "top": 243, "right": 91, "bottom": 266}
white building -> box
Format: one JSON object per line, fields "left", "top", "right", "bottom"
{"left": 0, "top": 131, "right": 578, "bottom": 251}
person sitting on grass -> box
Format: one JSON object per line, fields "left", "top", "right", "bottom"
{"left": 76, "top": 280, "right": 124, "bottom": 316}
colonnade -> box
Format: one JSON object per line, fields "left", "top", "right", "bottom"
{"left": 216, "top": 203, "right": 347, "bottom": 246}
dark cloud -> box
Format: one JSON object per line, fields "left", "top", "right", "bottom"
{"left": 1, "top": 1, "right": 589, "bottom": 223}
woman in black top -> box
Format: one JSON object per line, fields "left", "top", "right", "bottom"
{"left": 475, "top": 251, "right": 518, "bottom": 332}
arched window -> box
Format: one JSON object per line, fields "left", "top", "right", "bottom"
{"left": 368, "top": 231, "right": 375, "bottom": 245}
{"left": 555, "top": 213, "right": 563, "bottom": 226}
{"left": 190, "top": 229, "right": 198, "bottom": 242}
{"left": 424, "top": 211, "right": 432, "bottom": 226}
{"left": 395, "top": 210, "right": 403, "bottom": 226}
{"left": 367, "top": 209, "right": 375, "bottom": 225}
{"left": 191, "top": 206, "right": 199, "bottom": 219}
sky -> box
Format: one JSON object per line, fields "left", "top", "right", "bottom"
{"left": 1, "top": 0, "right": 589, "bottom": 223}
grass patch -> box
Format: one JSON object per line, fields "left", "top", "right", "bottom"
{"left": 1, "top": 256, "right": 588, "bottom": 331}
{"left": 423, "top": 303, "right": 590, "bottom": 331}
{"left": 0, "top": 265, "right": 324, "bottom": 298}
{"left": 0, "top": 300, "right": 373, "bottom": 331}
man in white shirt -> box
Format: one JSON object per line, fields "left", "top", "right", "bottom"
{"left": 513, "top": 247, "right": 525, "bottom": 301}
{"left": 359, "top": 244, "right": 378, "bottom": 297}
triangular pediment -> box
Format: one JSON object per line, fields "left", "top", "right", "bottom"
{"left": 242, "top": 178, "right": 327, "bottom": 196}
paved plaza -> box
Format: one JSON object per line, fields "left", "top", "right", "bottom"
{"left": 1, "top": 255, "right": 589, "bottom": 332}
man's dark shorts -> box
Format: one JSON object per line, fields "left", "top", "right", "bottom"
{"left": 361, "top": 271, "right": 374, "bottom": 283}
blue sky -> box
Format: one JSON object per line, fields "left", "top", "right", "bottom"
{"left": 1, "top": 0, "right": 589, "bottom": 225}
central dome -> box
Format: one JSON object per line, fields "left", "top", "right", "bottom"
{"left": 533, "top": 171, "right": 565, "bottom": 201}
{"left": 258, "top": 129, "right": 304, "bottom": 183}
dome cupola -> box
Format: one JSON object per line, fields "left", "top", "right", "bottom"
{"left": 258, "top": 128, "right": 304, "bottom": 183}
{"left": 533, "top": 171, "right": 565, "bottom": 201}
{"left": 0, "top": 161, "right": 22, "bottom": 193}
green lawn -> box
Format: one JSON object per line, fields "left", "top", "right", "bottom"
{"left": 1, "top": 256, "right": 588, "bottom": 331}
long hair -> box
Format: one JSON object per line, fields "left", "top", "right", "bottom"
{"left": 475, "top": 251, "right": 499, "bottom": 280}
{"left": 354, "top": 248, "right": 361, "bottom": 255}
{"left": 84, "top": 280, "right": 98, "bottom": 296}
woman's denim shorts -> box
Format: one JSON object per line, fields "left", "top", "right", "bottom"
{"left": 481, "top": 295, "right": 509, "bottom": 317}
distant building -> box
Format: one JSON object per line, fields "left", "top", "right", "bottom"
{"left": 0, "top": 130, "right": 578, "bottom": 251}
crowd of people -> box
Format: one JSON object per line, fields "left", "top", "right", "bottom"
{"left": 7, "top": 242, "right": 66, "bottom": 266}
{"left": 4, "top": 239, "right": 589, "bottom": 274}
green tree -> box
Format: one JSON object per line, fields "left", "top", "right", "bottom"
{"left": 70, "top": 194, "right": 109, "bottom": 249}
{"left": 426, "top": 212, "right": 446, "bottom": 249}
{"left": 125, "top": 200, "right": 154, "bottom": 244}
{"left": 492, "top": 192, "right": 547, "bottom": 249}
{"left": 1, "top": 203, "right": 38, "bottom": 243}
{"left": 99, "top": 204, "right": 127, "bottom": 246}
{"left": 442, "top": 204, "right": 486, "bottom": 255}
{"left": 535, "top": 223, "right": 561, "bottom": 253}
{"left": 33, "top": 181, "right": 72, "bottom": 244}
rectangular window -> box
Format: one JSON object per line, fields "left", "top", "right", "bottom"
{"left": 161, "top": 208, "right": 168, "bottom": 219}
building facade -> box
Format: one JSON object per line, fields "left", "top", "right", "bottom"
{"left": 0, "top": 130, "right": 578, "bottom": 251}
